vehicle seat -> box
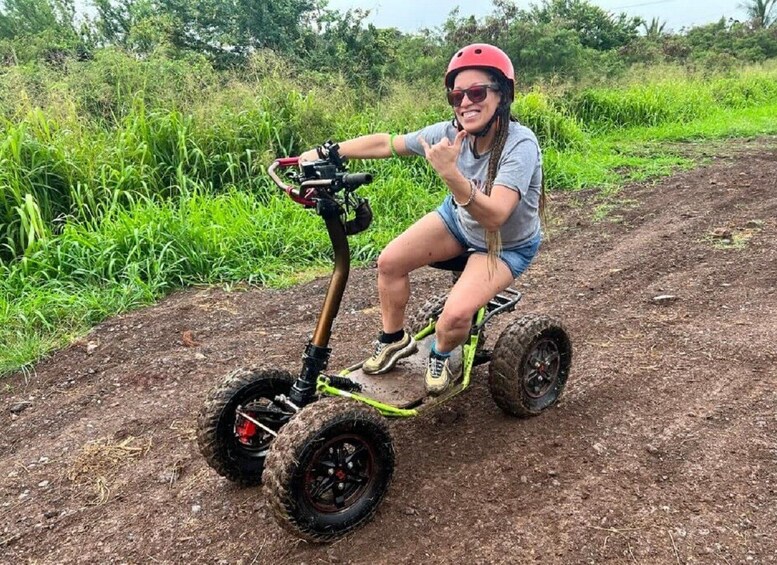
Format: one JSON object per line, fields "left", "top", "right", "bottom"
{"left": 429, "top": 250, "right": 474, "bottom": 272}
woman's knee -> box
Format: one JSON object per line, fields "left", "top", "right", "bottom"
{"left": 438, "top": 303, "right": 477, "bottom": 332}
{"left": 376, "top": 247, "right": 408, "bottom": 279}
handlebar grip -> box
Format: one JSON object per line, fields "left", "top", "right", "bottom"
{"left": 276, "top": 157, "right": 300, "bottom": 167}
{"left": 342, "top": 173, "right": 373, "bottom": 189}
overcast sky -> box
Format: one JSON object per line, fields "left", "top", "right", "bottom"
{"left": 326, "top": 0, "right": 746, "bottom": 34}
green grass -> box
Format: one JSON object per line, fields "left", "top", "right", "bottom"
{"left": 2, "top": 61, "right": 777, "bottom": 377}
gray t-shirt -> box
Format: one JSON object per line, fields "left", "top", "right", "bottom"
{"left": 403, "top": 120, "right": 542, "bottom": 249}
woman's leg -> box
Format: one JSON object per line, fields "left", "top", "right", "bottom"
{"left": 434, "top": 253, "right": 515, "bottom": 352}
{"left": 377, "top": 211, "right": 466, "bottom": 333}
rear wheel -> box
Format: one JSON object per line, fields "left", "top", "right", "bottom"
{"left": 408, "top": 293, "right": 487, "bottom": 356}
{"left": 197, "top": 368, "right": 294, "bottom": 485}
{"left": 407, "top": 293, "right": 447, "bottom": 335}
{"left": 263, "top": 397, "right": 394, "bottom": 542}
{"left": 489, "top": 314, "right": 572, "bottom": 417}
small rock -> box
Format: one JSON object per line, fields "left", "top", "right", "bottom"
{"left": 593, "top": 442, "right": 606, "bottom": 454}
{"left": 191, "top": 504, "right": 202, "bottom": 513}
{"left": 43, "top": 510, "right": 59, "bottom": 519}
{"left": 38, "top": 480, "right": 50, "bottom": 488}
{"left": 709, "top": 227, "right": 732, "bottom": 240}
{"left": 86, "top": 341, "right": 99, "bottom": 355}
{"left": 646, "top": 444, "right": 660, "bottom": 455}
{"left": 10, "top": 401, "right": 32, "bottom": 414}
{"left": 181, "top": 330, "right": 200, "bottom": 347}
{"left": 194, "top": 352, "right": 206, "bottom": 360}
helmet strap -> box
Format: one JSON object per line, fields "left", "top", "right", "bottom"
{"left": 451, "top": 114, "right": 499, "bottom": 160}
{"left": 471, "top": 113, "right": 499, "bottom": 159}
{"left": 452, "top": 94, "right": 510, "bottom": 159}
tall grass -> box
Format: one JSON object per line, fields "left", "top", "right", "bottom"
{"left": 566, "top": 65, "right": 777, "bottom": 132}
{"left": 1, "top": 56, "right": 777, "bottom": 376}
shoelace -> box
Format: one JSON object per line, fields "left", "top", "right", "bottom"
{"left": 427, "top": 355, "right": 446, "bottom": 379}
{"left": 369, "top": 340, "right": 387, "bottom": 360}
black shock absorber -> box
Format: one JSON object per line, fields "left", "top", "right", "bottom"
{"left": 288, "top": 342, "right": 331, "bottom": 406}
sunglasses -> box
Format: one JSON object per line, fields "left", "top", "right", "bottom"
{"left": 446, "top": 83, "right": 499, "bottom": 107}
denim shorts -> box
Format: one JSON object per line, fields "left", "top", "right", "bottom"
{"left": 435, "top": 195, "right": 541, "bottom": 278}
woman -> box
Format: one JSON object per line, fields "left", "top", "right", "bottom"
{"left": 299, "top": 43, "right": 545, "bottom": 396}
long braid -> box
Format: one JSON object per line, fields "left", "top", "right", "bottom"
{"left": 483, "top": 78, "right": 547, "bottom": 277}
{"left": 483, "top": 101, "right": 512, "bottom": 277}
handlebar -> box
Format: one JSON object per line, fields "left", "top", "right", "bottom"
{"left": 267, "top": 150, "right": 373, "bottom": 208}
{"left": 342, "top": 172, "right": 373, "bottom": 188}
{"left": 275, "top": 157, "right": 300, "bottom": 168}
{"left": 267, "top": 158, "right": 314, "bottom": 207}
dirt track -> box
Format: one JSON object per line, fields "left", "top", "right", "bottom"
{"left": 2, "top": 139, "right": 776, "bottom": 564}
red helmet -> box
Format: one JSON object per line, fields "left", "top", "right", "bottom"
{"left": 445, "top": 43, "right": 515, "bottom": 102}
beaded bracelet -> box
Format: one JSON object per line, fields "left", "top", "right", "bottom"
{"left": 453, "top": 180, "right": 478, "bottom": 208}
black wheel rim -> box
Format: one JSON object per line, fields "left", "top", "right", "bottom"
{"left": 303, "top": 434, "right": 376, "bottom": 513}
{"left": 232, "top": 398, "right": 289, "bottom": 458}
{"left": 523, "top": 336, "right": 561, "bottom": 399}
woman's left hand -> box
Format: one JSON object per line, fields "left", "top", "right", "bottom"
{"left": 418, "top": 130, "right": 467, "bottom": 177}
{"left": 298, "top": 148, "right": 319, "bottom": 163}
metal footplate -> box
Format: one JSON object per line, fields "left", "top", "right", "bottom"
{"left": 338, "top": 335, "right": 438, "bottom": 409}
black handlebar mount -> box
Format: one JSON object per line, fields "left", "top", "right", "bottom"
{"left": 295, "top": 141, "right": 374, "bottom": 236}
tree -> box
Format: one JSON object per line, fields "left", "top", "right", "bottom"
{"left": 91, "top": 0, "right": 177, "bottom": 55}
{"left": 642, "top": 17, "right": 667, "bottom": 39}
{"left": 738, "top": 0, "right": 777, "bottom": 28}
{"left": 91, "top": 0, "right": 322, "bottom": 63}
{"left": 300, "top": 7, "right": 402, "bottom": 87}
{"left": 0, "top": 0, "right": 92, "bottom": 64}
{"left": 0, "top": 0, "right": 76, "bottom": 39}
{"left": 528, "top": 0, "right": 643, "bottom": 51}
{"left": 163, "top": 0, "right": 319, "bottom": 58}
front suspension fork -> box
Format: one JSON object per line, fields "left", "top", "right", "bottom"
{"left": 288, "top": 199, "right": 348, "bottom": 407}
{"left": 288, "top": 343, "right": 331, "bottom": 406}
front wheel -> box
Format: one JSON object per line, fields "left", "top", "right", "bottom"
{"left": 263, "top": 397, "right": 395, "bottom": 542}
{"left": 197, "top": 368, "right": 294, "bottom": 486}
{"left": 489, "top": 314, "right": 572, "bottom": 417}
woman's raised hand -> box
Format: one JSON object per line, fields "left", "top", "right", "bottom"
{"left": 418, "top": 130, "right": 467, "bottom": 176}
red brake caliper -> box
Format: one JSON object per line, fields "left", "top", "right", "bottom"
{"left": 236, "top": 415, "right": 257, "bottom": 445}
